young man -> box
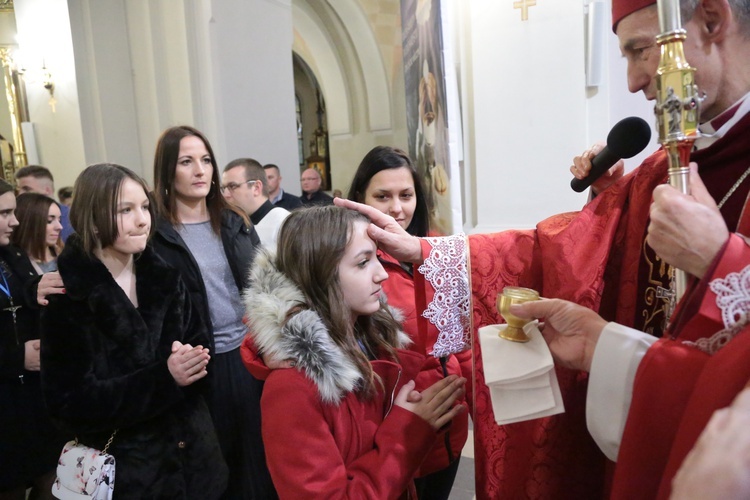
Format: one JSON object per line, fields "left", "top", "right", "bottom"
{"left": 222, "top": 158, "right": 290, "bottom": 251}
{"left": 262, "top": 163, "right": 303, "bottom": 211}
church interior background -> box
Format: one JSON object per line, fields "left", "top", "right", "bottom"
{"left": 0, "top": 1, "right": 663, "bottom": 497}
{"left": 0, "top": 0, "right": 656, "bottom": 234}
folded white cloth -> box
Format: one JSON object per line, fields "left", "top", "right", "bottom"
{"left": 479, "top": 322, "right": 565, "bottom": 424}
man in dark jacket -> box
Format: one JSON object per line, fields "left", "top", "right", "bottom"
{"left": 263, "top": 163, "right": 303, "bottom": 211}
{"left": 300, "top": 168, "right": 334, "bottom": 206}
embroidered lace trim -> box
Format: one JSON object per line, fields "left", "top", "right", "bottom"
{"left": 683, "top": 264, "right": 750, "bottom": 355}
{"left": 418, "top": 234, "right": 471, "bottom": 357}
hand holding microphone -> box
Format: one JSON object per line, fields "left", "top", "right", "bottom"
{"left": 570, "top": 117, "right": 652, "bottom": 193}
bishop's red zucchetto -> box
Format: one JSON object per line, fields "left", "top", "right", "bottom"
{"left": 612, "top": 0, "right": 656, "bottom": 31}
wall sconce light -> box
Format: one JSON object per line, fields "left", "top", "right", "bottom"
{"left": 41, "top": 62, "right": 55, "bottom": 113}
{"left": 13, "top": 47, "right": 57, "bottom": 113}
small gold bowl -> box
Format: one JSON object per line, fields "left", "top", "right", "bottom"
{"left": 496, "top": 286, "right": 540, "bottom": 342}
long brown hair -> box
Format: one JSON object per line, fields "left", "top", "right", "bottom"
{"left": 12, "top": 193, "right": 63, "bottom": 261}
{"left": 276, "top": 206, "right": 402, "bottom": 399}
{"left": 152, "top": 126, "right": 245, "bottom": 234}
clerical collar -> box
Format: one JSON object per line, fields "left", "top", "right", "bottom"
{"left": 250, "top": 200, "right": 275, "bottom": 225}
{"left": 695, "top": 91, "right": 750, "bottom": 150}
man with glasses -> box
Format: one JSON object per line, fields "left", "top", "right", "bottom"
{"left": 222, "top": 158, "right": 290, "bottom": 251}
{"left": 299, "top": 167, "right": 333, "bottom": 206}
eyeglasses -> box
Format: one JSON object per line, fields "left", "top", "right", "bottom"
{"left": 220, "top": 180, "right": 256, "bottom": 193}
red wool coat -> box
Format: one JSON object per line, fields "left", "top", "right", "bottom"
{"left": 244, "top": 344, "right": 436, "bottom": 499}
{"left": 240, "top": 249, "right": 439, "bottom": 499}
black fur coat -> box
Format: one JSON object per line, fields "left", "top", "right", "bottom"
{"left": 40, "top": 235, "right": 227, "bottom": 499}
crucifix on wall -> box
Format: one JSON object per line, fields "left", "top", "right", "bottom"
{"left": 514, "top": 0, "right": 536, "bottom": 21}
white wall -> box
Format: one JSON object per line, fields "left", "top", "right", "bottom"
{"left": 459, "top": 0, "right": 655, "bottom": 233}
{"left": 208, "top": 0, "right": 299, "bottom": 188}
{"left": 67, "top": 0, "right": 142, "bottom": 175}
{"left": 14, "top": 0, "right": 86, "bottom": 191}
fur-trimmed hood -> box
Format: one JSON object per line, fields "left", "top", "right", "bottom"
{"left": 243, "top": 248, "right": 410, "bottom": 403}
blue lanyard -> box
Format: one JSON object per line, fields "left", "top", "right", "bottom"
{"left": 0, "top": 264, "right": 10, "bottom": 299}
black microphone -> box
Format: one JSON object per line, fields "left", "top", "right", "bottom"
{"left": 570, "top": 116, "right": 652, "bottom": 193}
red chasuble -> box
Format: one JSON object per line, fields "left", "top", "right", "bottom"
{"left": 612, "top": 235, "right": 750, "bottom": 499}
{"left": 458, "top": 111, "right": 750, "bottom": 499}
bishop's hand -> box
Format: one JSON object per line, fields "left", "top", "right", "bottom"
{"left": 570, "top": 142, "right": 625, "bottom": 195}
{"left": 510, "top": 299, "right": 607, "bottom": 372}
{"left": 647, "top": 163, "right": 729, "bottom": 279}
{"left": 333, "top": 198, "right": 423, "bottom": 263}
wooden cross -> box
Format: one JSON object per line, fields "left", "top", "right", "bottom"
{"left": 514, "top": 0, "right": 537, "bottom": 21}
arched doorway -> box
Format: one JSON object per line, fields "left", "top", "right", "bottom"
{"left": 292, "top": 52, "right": 331, "bottom": 191}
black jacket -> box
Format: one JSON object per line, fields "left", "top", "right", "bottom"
{"left": 273, "top": 191, "right": 303, "bottom": 211}
{"left": 150, "top": 210, "right": 260, "bottom": 350}
{"left": 40, "top": 236, "right": 228, "bottom": 498}
{"left": 1, "top": 245, "right": 67, "bottom": 489}
{"left": 0, "top": 245, "right": 39, "bottom": 381}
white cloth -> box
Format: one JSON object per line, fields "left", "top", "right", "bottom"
{"left": 586, "top": 322, "right": 657, "bottom": 461}
{"left": 479, "top": 322, "right": 565, "bottom": 424}
{"left": 255, "top": 206, "right": 290, "bottom": 252}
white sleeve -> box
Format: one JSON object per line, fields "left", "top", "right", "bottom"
{"left": 586, "top": 322, "right": 658, "bottom": 461}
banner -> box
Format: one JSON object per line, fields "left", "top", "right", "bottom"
{"left": 401, "top": 0, "right": 462, "bottom": 234}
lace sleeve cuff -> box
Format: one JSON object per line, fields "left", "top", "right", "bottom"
{"left": 417, "top": 234, "right": 471, "bottom": 357}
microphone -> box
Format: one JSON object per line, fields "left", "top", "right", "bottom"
{"left": 570, "top": 116, "right": 652, "bottom": 193}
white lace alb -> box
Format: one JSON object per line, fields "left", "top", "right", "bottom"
{"left": 418, "top": 234, "right": 471, "bottom": 357}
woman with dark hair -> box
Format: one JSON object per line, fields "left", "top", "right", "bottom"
{"left": 347, "top": 146, "right": 470, "bottom": 499}
{"left": 151, "top": 126, "right": 275, "bottom": 499}
{"left": 0, "top": 179, "right": 66, "bottom": 500}
{"left": 40, "top": 164, "right": 227, "bottom": 498}
{"left": 347, "top": 146, "right": 431, "bottom": 237}
{"left": 12, "top": 193, "right": 63, "bottom": 274}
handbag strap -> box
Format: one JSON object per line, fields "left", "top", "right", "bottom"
{"left": 73, "top": 429, "right": 118, "bottom": 454}
{"left": 102, "top": 429, "right": 118, "bottom": 455}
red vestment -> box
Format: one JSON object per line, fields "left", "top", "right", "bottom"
{"left": 613, "top": 235, "right": 750, "bottom": 499}
{"left": 420, "top": 111, "right": 750, "bottom": 499}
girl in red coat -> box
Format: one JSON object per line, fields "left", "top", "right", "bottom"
{"left": 242, "top": 206, "right": 466, "bottom": 499}
{"left": 346, "top": 146, "right": 470, "bottom": 499}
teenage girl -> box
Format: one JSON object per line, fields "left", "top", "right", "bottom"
{"left": 242, "top": 206, "right": 466, "bottom": 498}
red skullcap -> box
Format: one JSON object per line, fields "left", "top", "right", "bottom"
{"left": 612, "top": 0, "right": 656, "bottom": 32}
